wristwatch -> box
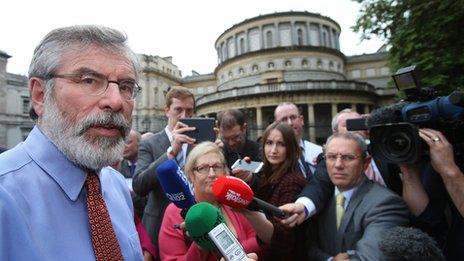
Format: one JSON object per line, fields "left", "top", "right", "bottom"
{"left": 167, "top": 146, "right": 177, "bottom": 158}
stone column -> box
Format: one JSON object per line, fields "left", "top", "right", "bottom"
{"left": 256, "top": 106, "right": 263, "bottom": 138}
{"left": 331, "top": 103, "right": 338, "bottom": 118}
{"left": 364, "top": 104, "right": 370, "bottom": 114}
{"left": 307, "top": 104, "right": 316, "bottom": 143}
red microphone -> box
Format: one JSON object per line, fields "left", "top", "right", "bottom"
{"left": 212, "top": 176, "right": 287, "bottom": 218}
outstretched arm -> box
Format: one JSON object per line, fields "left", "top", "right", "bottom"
{"left": 419, "top": 128, "right": 464, "bottom": 217}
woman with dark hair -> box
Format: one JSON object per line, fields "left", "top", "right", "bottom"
{"left": 238, "top": 122, "right": 307, "bottom": 260}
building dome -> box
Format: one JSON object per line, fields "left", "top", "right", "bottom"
{"left": 192, "top": 11, "right": 395, "bottom": 142}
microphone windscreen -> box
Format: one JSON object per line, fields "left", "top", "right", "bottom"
{"left": 212, "top": 176, "right": 254, "bottom": 208}
{"left": 367, "top": 103, "right": 406, "bottom": 127}
{"left": 156, "top": 159, "right": 196, "bottom": 209}
{"left": 185, "top": 202, "right": 225, "bottom": 251}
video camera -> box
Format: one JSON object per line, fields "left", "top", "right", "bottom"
{"left": 347, "top": 65, "right": 464, "bottom": 164}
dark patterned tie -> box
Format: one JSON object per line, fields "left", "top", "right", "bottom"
{"left": 85, "top": 172, "right": 123, "bottom": 261}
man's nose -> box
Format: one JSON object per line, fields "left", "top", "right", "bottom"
{"left": 99, "top": 83, "right": 124, "bottom": 112}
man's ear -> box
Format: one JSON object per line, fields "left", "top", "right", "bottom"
{"left": 242, "top": 122, "right": 248, "bottom": 131}
{"left": 363, "top": 155, "right": 372, "bottom": 172}
{"left": 29, "top": 77, "right": 46, "bottom": 118}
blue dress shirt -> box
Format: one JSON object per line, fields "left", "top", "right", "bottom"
{"left": 0, "top": 126, "right": 143, "bottom": 260}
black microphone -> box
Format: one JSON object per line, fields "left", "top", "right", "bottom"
{"left": 379, "top": 226, "right": 445, "bottom": 261}
{"left": 366, "top": 103, "right": 406, "bottom": 127}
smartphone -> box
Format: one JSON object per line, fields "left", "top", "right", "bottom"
{"left": 179, "top": 118, "right": 215, "bottom": 143}
{"left": 231, "top": 159, "right": 263, "bottom": 173}
{"left": 208, "top": 223, "right": 248, "bottom": 261}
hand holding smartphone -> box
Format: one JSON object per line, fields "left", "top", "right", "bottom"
{"left": 231, "top": 159, "right": 263, "bottom": 173}
{"left": 179, "top": 118, "right": 216, "bottom": 143}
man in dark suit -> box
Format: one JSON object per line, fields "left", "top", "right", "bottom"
{"left": 119, "top": 129, "right": 141, "bottom": 178}
{"left": 280, "top": 110, "right": 403, "bottom": 227}
{"left": 217, "top": 109, "right": 261, "bottom": 183}
{"left": 132, "top": 86, "right": 196, "bottom": 258}
{"left": 307, "top": 132, "right": 409, "bottom": 260}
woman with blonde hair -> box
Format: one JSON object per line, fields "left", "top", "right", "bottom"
{"left": 158, "top": 142, "right": 261, "bottom": 260}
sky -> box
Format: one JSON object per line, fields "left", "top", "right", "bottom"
{"left": 0, "top": 0, "right": 384, "bottom": 77}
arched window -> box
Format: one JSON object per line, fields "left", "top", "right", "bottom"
{"left": 329, "top": 61, "right": 334, "bottom": 71}
{"left": 266, "top": 31, "right": 273, "bottom": 48}
{"left": 239, "top": 68, "right": 244, "bottom": 74}
{"left": 252, "top": 64, "right": 259, "bottom": 72}
{"left": 285, "top": 60, "right": 292, "bottom": 67}
{"left": 239, "top": 38, "right": 245, "bottom": 54}
{"left": 268, "top": 62, "right": 275, "bottom": 69}
{"left": 317, "top": 59, "right": 323, "bottom": 69}
{"left": 228, "top": 71, "right": 233, "bottom": 78}
{"left": 302, "top": 59, "right": 308, "bottom": 67}
{"left": 297, "top": 29, "right": 304, "bottom": 46}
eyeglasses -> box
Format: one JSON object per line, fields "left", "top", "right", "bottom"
{"left": 46, "top": 72, "right": 142, "bottom": 100}
{"left": 324, "top": 153, "right": 361, "bottom": 163}
{"left": 221, "top": 133, "right": 243, "bottom": 143}
{"left": 193, "top": 163, "right": 225, "bottom": 175}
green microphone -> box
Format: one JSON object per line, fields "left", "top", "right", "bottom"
{"left": 185, "top": 202, "right": 225, "bottom": 251}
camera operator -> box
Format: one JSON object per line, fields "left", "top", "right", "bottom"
{"left": 401, "top": 128, "right": 464, "bottom": 260}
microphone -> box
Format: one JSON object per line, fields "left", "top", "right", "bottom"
{"left": 184, "top": 202, "right": 225, "bottom": 251}
{"left": 379, "top": 226, "right": 445, "bottom": 261}
{"left": 366, "top": 103, "right": 406, "bottom": 127}
{"left": 185, "top": 202, "right": 249, "bottom": 261}
{"left": 156, "top": 159, "right": 196, "bottom": 216}
{"left": 212, "top": 176, "right": 287, "bottom": 218}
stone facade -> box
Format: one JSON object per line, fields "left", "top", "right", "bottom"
{"left": 0, "top": 51, "right": 33, "bottom": 149}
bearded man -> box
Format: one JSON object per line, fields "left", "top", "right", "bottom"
{"left": 0, "top": 25, "right": 143, "bottom": 260}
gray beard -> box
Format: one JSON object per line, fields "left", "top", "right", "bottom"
{"left": 40, "top": 93, "right": 130, "bottom": 171}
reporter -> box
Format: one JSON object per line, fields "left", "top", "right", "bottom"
{"left": 242, "top": 122, "right": 307, "bottom": 260}
{"left": 158, "top": 142, "right": 260, "bottom": 260}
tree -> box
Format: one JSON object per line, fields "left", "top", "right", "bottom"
{"left": 352, "top": 0, "right": 464, "bottom": 95}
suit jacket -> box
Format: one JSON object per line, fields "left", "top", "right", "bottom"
{"left": 119, "top": 159, "right": 136, "bottom": 178}
{"left": 132, "top": 129, "right": 171, "bottom": 256}
{"left": 299, "top": 157, "right": 403, "bottom": 213}
{"left": 308, "top": 178, "right": 409, "bottom": 261}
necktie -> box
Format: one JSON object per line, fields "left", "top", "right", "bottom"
{"left": 85, "top": 173, "right": 123, "bottom": 261}
{"left": 129, "top": 163, "right": 136, "bottom": 177}
{"left": 336, "top": 193, "right": 345, "bottom": 229}
{"left": 299, "top": 147, "right": 312, "bottom": 181}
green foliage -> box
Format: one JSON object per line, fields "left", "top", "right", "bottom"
{"left": 353, "top": 0, "right": 464, "bottom": 95}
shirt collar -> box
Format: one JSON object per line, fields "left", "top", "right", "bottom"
{"left": 335, "top": 186, "right": 358, "bottom": 209}
{"left": 165, "top": 126, "right": 173, "bottom": 142}
{"left": 24, "top": 126, "right": 88, "bottom": 201}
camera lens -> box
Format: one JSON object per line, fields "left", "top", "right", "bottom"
{"left": 385, "top": 131, "right": 412, "bottom": 157}
{"left": 370, "top": 123, "right": 422, "bottom": 164}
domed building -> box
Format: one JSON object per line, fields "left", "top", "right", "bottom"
{"left": 177, "top": 11, "right": 396, "bottom": 143}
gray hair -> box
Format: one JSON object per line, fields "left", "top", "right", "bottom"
{"left": 324, "top": 132, "right": 368, "bottom": 158}
{"left": 28, "top": 25, "right": 139, "bottom": 80}
{"left": 184, "top": 141, "right": 229, "bottom": 182}
{"left": 331, "top": 108, "right": 359, "bottom": 132}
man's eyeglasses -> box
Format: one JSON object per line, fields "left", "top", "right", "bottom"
{"left": 46, "top": 72, "right": 142, "bottom": 100}
{"left": 324, "top": 153, "right": 361, "bottom": 163}
{"left": 193, "top": 163, "right": 225, "bottom": 175}
{"left": 221, "top": 133, "right": 243, "bottom": 143}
